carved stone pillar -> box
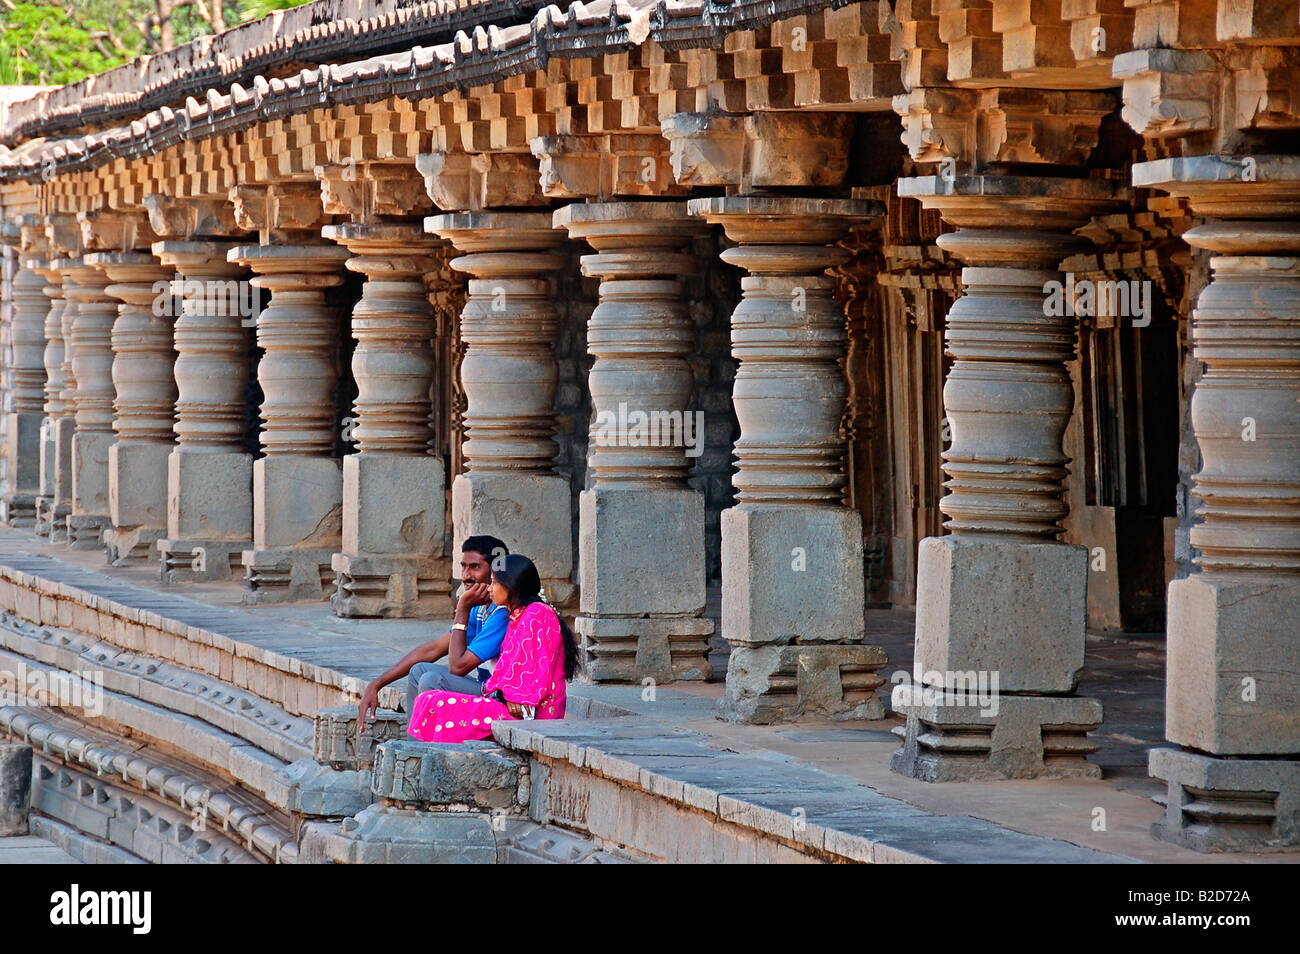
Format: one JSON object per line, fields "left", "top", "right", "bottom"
{"left": 688, "top": 195, "right": 886, "bottom": 723}
{"left": 427, "top": 211, "right": 574, "bottom": 606}
{"left": 33, "top": 259, "right": 67, "bottom": 539}
{"left": 1133, "top": 157, "right": 1300, "bottom": 852}
{"left": 554, "top": 201, "right": 712, "bottom": 682}
{"left": 89, "top": 252, "right": 176, "bottom": 564}
{"left": 153, "top": 241, "right": 254, "bottom": 582}
{"left": 232, "top": 243, "right": 349, "bottom": 603}
{"left": 59, "top": 258, "right": 118, "bottom": 548}
{"left": 3, "top": 222, "right": 49, "bottom": 526}
{"left": 42, "top": 251, "right": 81, "bottom": 543}
{"left": 322, "top": 222, "right": 447, "bottom": 618}
{"left": 890, "top": 175, "right": 1122, "bottom": 781}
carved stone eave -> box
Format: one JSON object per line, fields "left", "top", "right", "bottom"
{"left": 530, "top": 133, "right": 684, "bottom": 200}
{"left": 315, "top": 161, "right": 433, "bottom": 222}
{"left": 229, "top": 182, "right": 332, "bottom": 241}
{"left": 143, "top": 194, "right": 244, "bottom": 240}
{"left": 77, "top": 210, "right": 160, "bottom": 253}
{"left": 1114, "top": 48, "right": 1219, "bottom": 140}
{"left": 45, "top": 213, "right": 84, "bottom": 259}
{"left": 661, "top": 110, "right": 853, "bottom": 190}
{"left": 1132, "top": 154, "right": 1300, "bottom": 220}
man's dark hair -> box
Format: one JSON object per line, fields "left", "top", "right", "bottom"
{"left": 462, "top": 536, "right": 508, "bottom": 565}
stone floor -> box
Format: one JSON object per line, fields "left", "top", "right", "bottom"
{"left": 0, "top": 526, "right": 1296, "bottom": 863}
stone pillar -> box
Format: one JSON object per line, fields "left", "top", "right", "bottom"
{"left": 0, "top": 742, "right": 33, "bottom": 836}
{"left": 890, "top": 175, "right": 1121, "bottom": 781}
{"left": 553, "top": 201, "right": 712, "bottom": 682}
{"left": 153, "top": 241, "right": 254, "bottom": 582}
{"left": 427, "top": 212, "right": 574, "bottom": 606}
{"left": 687, "top": 196, "right": 885, "bottom": 723}
{"left": 33, "top": 260, "right": 67, "bottom": 539}
{"left": 2, "top": 235, "right": 49, "bottom": 526}
{"left": 323, "top": 222, "right": 447, "bottom": 618}
{"left": 59, "top": 258, "right": 119, "bottom": 548}
{"left": 41, "top": 256, "right": 81, "bottom": 543}
{"left": 90, "top": 252, "right": 176, "bottom": 564}
{"left": 1133, "top": 157, "right": 1300, "bottom": 852}
{"left": 232, "top": 243, "right": 349, "bottom": 603}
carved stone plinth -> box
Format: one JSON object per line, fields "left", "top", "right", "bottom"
{"left": 890, "top": 175, "right": 1122, "bottom": 777}
{"left": 688, "top": 196, "right": 885, "bottom": 723}
{"left": 323, "top": 222, "right": 448, "bottom": 617}
{"left": 554, "top": 202, "right": 713, "bottom": 682}
{"left": 3, "top": 251, "right": 48, "bottom": 525}
{"left": 428, "top": 211, "right": 573, "bottom": 605}
{"left": 90, "top": 251, "right": 176, "bottom": 564}
{"left": 1132, "top": 157, "right": 1300, "bottom": 850}
{"left": 152, "top": 241, "right": 253, "bottom": 583}
{"left": 230, "top": 243, "right": 348, "bottom": 604}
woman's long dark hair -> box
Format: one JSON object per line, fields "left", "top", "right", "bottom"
{"left": 492, "top": 554, "right": 578, "bottom": 680}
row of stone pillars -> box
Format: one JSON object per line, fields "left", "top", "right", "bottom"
{"left": 2, "top": 160, "right": 1297, "bottom": 850}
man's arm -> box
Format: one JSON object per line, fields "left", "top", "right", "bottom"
{"left": 357, "top": 633, "right": 452, "bottom": 725}
{"left": 445, "top": 587, "right": 488, "bottom": 676}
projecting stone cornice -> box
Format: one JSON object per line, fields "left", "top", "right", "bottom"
{"left": 1, "top": 0, "right": 552, "bottom": 147}
{"left": 0, "top": 0, "right": 854, "bottom": 185}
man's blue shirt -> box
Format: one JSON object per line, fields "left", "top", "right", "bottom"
{"left": 464, "top": 602, "right": 508, "bottom": 675}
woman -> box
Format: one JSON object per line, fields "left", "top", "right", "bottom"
{"left": 408, "top": 554, "right": 577, "bottom": 743}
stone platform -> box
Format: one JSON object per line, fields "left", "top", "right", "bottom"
{"left": 0, "top": 527, "right": 1295, "bottom": 863}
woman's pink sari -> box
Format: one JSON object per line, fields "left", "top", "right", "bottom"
{"left": 408, "top": 601, "right": 568, "bottom": 743}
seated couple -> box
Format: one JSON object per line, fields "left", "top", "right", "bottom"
{"left": 357, "top": 535, "right": 577, "bottom": 743}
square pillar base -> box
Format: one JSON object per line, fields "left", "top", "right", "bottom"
{"left": 1166, "top": 575, "right": 1300, "bottom": 754}
{"left": 344, "top": 454, "right": 444, "bottom": 556}
{"left": 915, "top": 535, "right": 1087, "bottom": 693}
{"left": 890, "top": 691, "right": 1103, "bottom": 782}
{"left": 37, "top": 417, "right": 57, "bottom": 498}
{"left": 110, "top": 441, "right": 171, "bottom": 529}
{"left": 167, "top": 450, "right": 253, "bottom": 540}
{"left": 452, "top": 471, "right": 573, "bottom": 606}
{"left": 579, "top": 486, "right": 705, "bottom": 615}
{"left": 719, "top": 644, "right": 886, "bottom": 725}
{"left": 71, "top": 430, "right": 113, "bottom": 517}
{"left": 103, "top": 526, "right": 165, "bottom": 565}
{"left": 575, "top": 616, "right": 714, "bottom": 683}
{"left": 51, "top": 418, "right": 75, "bottom": 514}
{"left": 34, "top": 497, "right": 67, "bottom": 541}
{"left": 157, "top": 538, "right": 247, "bottom": 583}
{"left": 1, "top": 493, "right": 37, "bottom": 528}
{"left": 721, "top": 505, "right": 866, "bottom": 646}
{"left": 242, "top": 548, "right": 335, "bottom": 605}
{"left": 5, "top": 411, "right": 42, "bottom": 499}
{"left": 1149, "top": 747, "right": 1300, "bottom": 852}
{"left": 255, "top": 456, "right": 342, "bottom": 550}
{"left": 65, "top": 514, "right": 110, "bottom": 550}
{"left": 330, "top": 552, "right": 451, "bottom": 619}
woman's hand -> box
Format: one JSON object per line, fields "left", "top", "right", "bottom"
{"left": 506, "top": 701, "right": 524, "bottom": 718}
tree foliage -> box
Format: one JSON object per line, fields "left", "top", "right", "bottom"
{"left": 0, "top": 0, "right": 314, "bottom": 86}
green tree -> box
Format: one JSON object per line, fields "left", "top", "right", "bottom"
{"left": 0, "top": 0, "right": 313, "bottom": 85}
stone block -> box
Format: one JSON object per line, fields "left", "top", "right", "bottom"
{"left": 266, "top": 757, "right": 373, "bottom": 817}
{"left": 1165, "top": 575, "right": 1300, "bottom": 755}
{"left": 255, "top": 455, "right": 342, "bottom": 549}
{"left": 452, "top": 471, "right": 571, "bottom": 584}
{"left": 313, "top": 706, "right": 409, "bottom": 769}
{"left": 71, "top": 430, "right": 113, "bottom": 516}
{"left": 242, "top": 548, "right": 334, "bottom": 604}
{"left": 0, "top": 742, "right": 33, "bottom": 836}
{"left": 157, "top": 538, "right": 246, "bottom": 583}
{"left": 167, "top": 449, "right": 253, "bottom": 540}
{"left": 52, "top": 417, "right": 75, "bottom": 509}
{"left": 721, "top": 504, "right": 865, "bottom": 646}
{"left": 371, "top": 739, "right": 523, "bottom": 810}
{"left": 343, "top": 453, "right": 443, "bottom": 556}
{"left": 579, "top": 486, "right": 705, "bottom": 616}
{"left": 1149, "top": 747, "right": 1300, "bottom": 852}
{"left": 720, "top": 643, "right": 886, "bottom": 724}
{"left": 576, "top": 615, "right": 713, "bottom": 683}
{"left": 300, "top": 804, "right": 498, "bottom": 864}
{"left": 109, "top": 441, "right": 171, "bottom": 529}
{"left": 103, "top": 526, "right": 164, "bottom": 565}
{"left": 5, "top": 412, "right": 42, "bottom": 495}
{"left": 891, "top": 692, "right": 1102, "bottom": 782}
{"left": 38, "top": 417, "right": 58, "bottom": 497}
{"left": 330, "top": 552, "right": 450, "bottom": 619}
{"left": 914, "top": 535, "right": 1087, "bottom": 693}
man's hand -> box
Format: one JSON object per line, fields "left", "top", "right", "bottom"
{"left": 457, "top": 581, "right": 491, "bottom": 612}
{"left": 358, "top": 681, "right": 382, "bottom": 733}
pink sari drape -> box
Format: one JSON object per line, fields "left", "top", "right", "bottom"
{"left": 407, "top": 601, "right": 568, "bottom": 743}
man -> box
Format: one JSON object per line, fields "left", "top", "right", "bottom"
{"left": 357, "top": 535, "right": 509, "bottom": 728}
